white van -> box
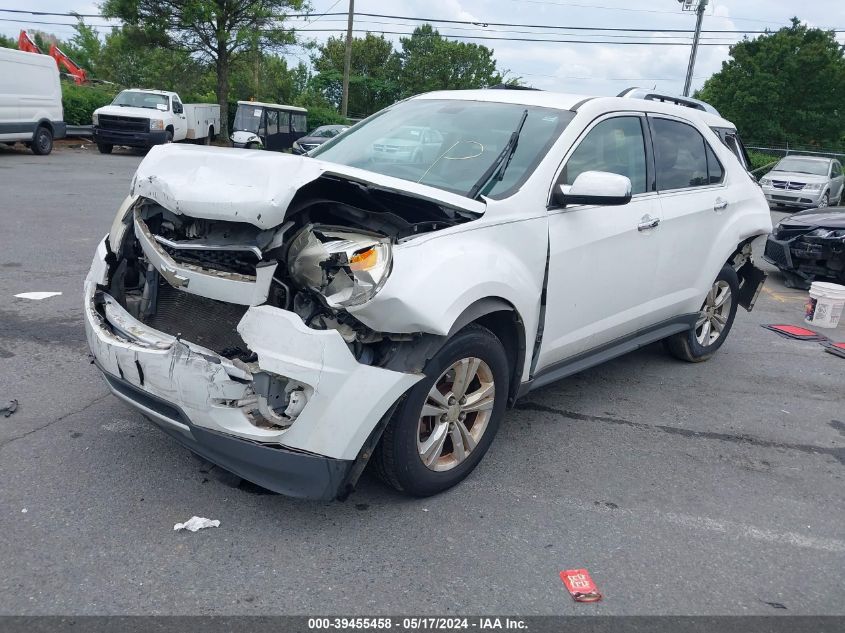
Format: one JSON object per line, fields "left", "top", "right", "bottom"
{"left": 0, "top": 47, "right": 67, "bottom": 155}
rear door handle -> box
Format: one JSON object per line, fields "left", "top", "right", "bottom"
{"left": 714, "top": 198, "right": 729, "bottom": 211}
{"left": 637, "top": 215, "right": 660, "bottom": 231}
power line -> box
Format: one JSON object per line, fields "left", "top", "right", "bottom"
{"left": 2, "top": 7, "right": 839, "bottom": 34}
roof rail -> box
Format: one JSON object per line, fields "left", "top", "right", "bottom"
{"left": 488, "top": 84, "right": 542, "bottom": 91}
{"left": 617, "top": 87, "right": 720, "bottom": 116}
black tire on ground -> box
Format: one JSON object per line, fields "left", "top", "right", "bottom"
{"left": 819, "top": 192, "right": 830, "bottom": 208}
{"left": 206, "top": 126, "right": 215, "bottom": 144}
{"left": 372, "top": 323, "right": 510, "bottom": 497}
{"left": 30, "top": 125, "right": 53, "bottom": 155}
{"left": 97, "top": 143, "right": 113, "bottom": 154}
{"left": 665, "top": 264, "right": 740, "bottom": 363}
{"left": 165, "top": 129, "right": 174, "bottom": 143}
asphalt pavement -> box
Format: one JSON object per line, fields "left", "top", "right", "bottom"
{"left": 0, "top": 143, "right": 843, "bottom": 615}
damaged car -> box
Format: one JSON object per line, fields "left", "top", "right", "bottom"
{"left": 764, "top": 208, "right": 845, "bottom": 288}
{"left": 84, "top": 89, "right": 772, "bottom": 500}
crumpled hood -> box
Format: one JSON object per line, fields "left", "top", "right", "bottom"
{"left": 781, "top": 209, "right": 845, "bottom": 229}
{"left": 131, "top": 144, "right": 485, "bottom": 230}
{"left": 96, "top": 104, "right": 165, "bottom": 119}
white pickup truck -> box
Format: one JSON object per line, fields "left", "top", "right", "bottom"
{"left": 92, "top": 89, "right": 220, "bottom": 154}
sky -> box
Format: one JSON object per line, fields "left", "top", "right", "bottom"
{"left": 2, "top": 0, "right": 844, "bottom": 96}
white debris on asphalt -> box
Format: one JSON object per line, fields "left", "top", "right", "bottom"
{"left": 14, "top": 291, "right": 62, "bottom": 300}
{"left": 21, "top": 509, "right": 27, "bottom": 513}
{"left": 173, "top": 516, "right": 220, "bottom": 532}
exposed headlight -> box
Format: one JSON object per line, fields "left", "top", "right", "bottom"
{"left": 759, "top": 178, "right": 772, "bottom": 187}
{"left": 804, "top": 183, "right": 823, "bottom": 191}
{"left": 292, "top": 141, "right": 301, "bottom": 150}
{"left": 149, "top": 119, "right": 164, "bottom": 131}
{"left": 92, "top": 112, "right": 99, "bottom": 126}
{"left": 287, "top": 226, "right": 392, "bottom": 308}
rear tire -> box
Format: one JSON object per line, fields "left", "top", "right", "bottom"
{"left": 97, "top": 143, "right": 113, "bottom": 154}
{"left": 373, "top": 324, "right": 509, "bottom": 497}
{"left": 31, "top": 125, "right": 53, "bottom": 155}
{"left": 665, "top": 265, "right": 739, "bottom": 363}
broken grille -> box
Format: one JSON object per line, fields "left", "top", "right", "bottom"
{"left": 157, "top": 243, "right": 259, "bottom": 277}
{"left": 144, "top": 283, "right": 249, "bottom": 355}
{"left": 764, "top": 239, "right": 792, "bottom": 268}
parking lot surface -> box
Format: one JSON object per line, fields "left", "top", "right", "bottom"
{"left": 1, "top": 144, "right": 843, "bottom": 615}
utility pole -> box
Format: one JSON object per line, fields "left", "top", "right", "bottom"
{"left": 681, "top": 0, "right": 708, "bottom": 97}
{"left": 341, "top": 0, "right": 354, "bottom": 119}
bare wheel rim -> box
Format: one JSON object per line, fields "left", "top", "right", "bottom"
{"left": 417, "top": 357, "right": 495, "bottom": 472}
{"left": 695, "top": 280, "right": 732, "bottom": 346}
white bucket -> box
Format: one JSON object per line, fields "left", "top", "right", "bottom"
{"left": 804, "top": 281, "right": 845, "bottom": 329}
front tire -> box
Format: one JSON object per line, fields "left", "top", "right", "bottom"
{"left": 97, "top": 143, "right": 113, "bottom": 154}
{"left": 31, "top": 125, "right": 53, "bottom": 155}
{"left": 373, "top": 324, "right": 509, "bottom": 496}
{"left": 666, "top": 265, "right": 739, "bottom": 363}
{"left": 818, "top": 192, "right": 829, "bottom": 208}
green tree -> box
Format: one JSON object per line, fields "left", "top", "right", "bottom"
{"left": 102, "top": 0, "right": 307, "bottom": 137}
{"left": 696, "top": 19, "right": 845, "bottom": 147}
{"left": 312, "top": 33, "right": 401, "bottom": 118}
{"left": 61, "top": 19, "right": 103, "bottom": 75}
{"left": 397, "top": 25, "right": 509, "bottom": 98}
{"left": 0, "top": 33, "right": 15, "bottom": 49}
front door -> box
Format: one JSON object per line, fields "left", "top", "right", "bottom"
{"left": 535, "top": 114, "right": 663, "bottom": 372}
{"left": 171, "top": 96, "right": 187, "bottom": 140}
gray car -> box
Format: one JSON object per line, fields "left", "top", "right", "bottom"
{"left": 760, "top": 155, "right": 844, "bottom": 209}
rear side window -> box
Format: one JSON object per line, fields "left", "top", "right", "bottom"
{"left": 652, "top": 118, "right": 716, "bottom": 190}
{"left": 560, "top": 116, "right": 648, "bottom": 195}
{"left": 292, "top": 113, "right": 307, "bottom": 133}
{"left": 705, "top": 144, "right": 724, "bottom": 184}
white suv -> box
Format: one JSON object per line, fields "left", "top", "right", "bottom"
{"left": 84, "top": 89, "right": 772, "bottom": 499}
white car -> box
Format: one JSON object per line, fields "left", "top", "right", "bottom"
{"left": 0, "top": 46, "right": 67, "bottom": 155}
{"left": 92, "top": 89, "right": 220, "bottom": 153}
{"left": 84, "top": 89, "right": 771, "bottom": 499}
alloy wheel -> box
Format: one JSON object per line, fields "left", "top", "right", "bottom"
{"left": 417, "top": 357, "right": 496, "bottom": 472}
{"left": 696, "top": 280, "right": 733, "bottom": 346}
{"left": 818, "top": 193, "right": 829, "bottom": 208}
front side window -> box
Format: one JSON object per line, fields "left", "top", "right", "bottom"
{"left": 652, "top": 118, "right": 709, "bottom": 190}
{"left": 266, "top": 110, "right": 279, "bottom": 135}
{"left": 310, "top": 99, "right": 575, "bottom": 198}
{"left": 559, "top": 116, "right": 647, "bottom": 195}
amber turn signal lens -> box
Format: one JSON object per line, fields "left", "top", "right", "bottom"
{"left": 349, "top": 246, "right": 378, "bottom": 271}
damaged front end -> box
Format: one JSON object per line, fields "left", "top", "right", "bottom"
{"left": 764, "top": 212, "right": 845, "bottom": 289}
{"left": 85, "top": 146, "right": 482, "bottom": 499}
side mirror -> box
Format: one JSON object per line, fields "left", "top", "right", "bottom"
{"left": 551, "top": 171, "right": 633, "bottom": 208}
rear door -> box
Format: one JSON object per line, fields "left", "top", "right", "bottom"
{"left": 649, "top": 115, "right": 729, "bottom": 321}
{"left": 536, "top": 113, "right": 663, "bottom": 370}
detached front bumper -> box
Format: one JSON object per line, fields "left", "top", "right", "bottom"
{"left": 84, "top": 238, "right": 421, "bottom": 499}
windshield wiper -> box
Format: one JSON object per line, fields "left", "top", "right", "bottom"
{"left": 467, "top": 109, "right": 528, "bottom": 200}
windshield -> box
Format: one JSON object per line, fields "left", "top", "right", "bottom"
{"left": 233, "top": 106, "right": 264, "bottom": 134}
{"left": 310, "top": 125, "right": 345, "bottom": 138}
{"left": 112, "top": 91, "right": 170, "bottom": 111}
{"left": 310, "top": 99, "right": 575, "bottom": 198}
{"left": 773, "top": 157, "right": 830, "bottom": 176}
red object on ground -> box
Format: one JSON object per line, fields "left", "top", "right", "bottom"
{"left": 560, "top": 569, "right": 602, "bottom": 602}
{"left": 761, "top": 324, "right": 827, "bottom": 341}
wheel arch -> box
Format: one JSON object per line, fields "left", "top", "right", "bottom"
{"left": 35, "top": 118, "right": 53, "bottom": 134}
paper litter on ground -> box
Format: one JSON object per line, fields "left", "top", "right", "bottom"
{"left": 14, "top": 292, "right": 63, "bottom": 300}
{"left": 173, "top": 516, "right": 220, "bottom": 532}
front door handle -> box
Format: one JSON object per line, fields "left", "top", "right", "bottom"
{"left": 638, "top": 215, "right": 660, "bottom": 231}
{"left": 714, "top": 198, "right": 729, "bottom": 211}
